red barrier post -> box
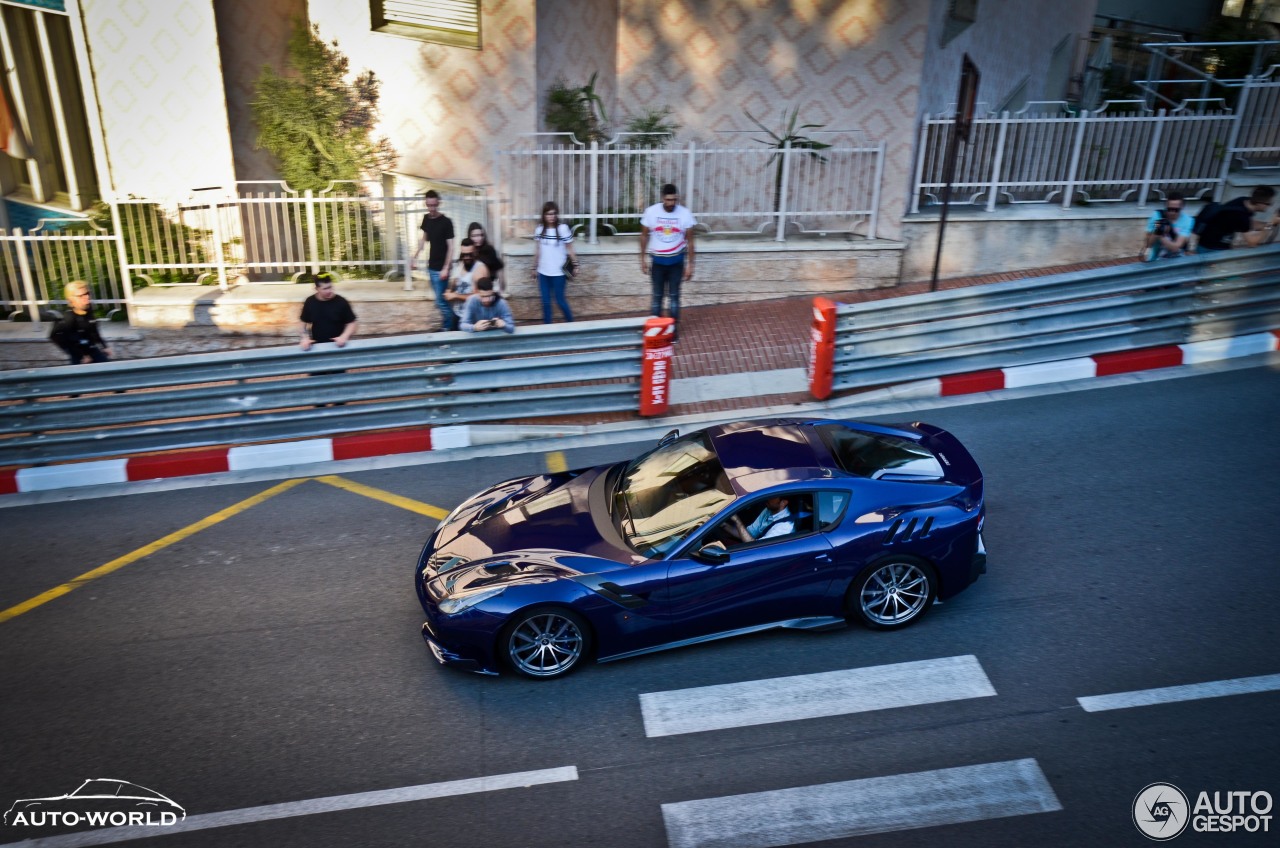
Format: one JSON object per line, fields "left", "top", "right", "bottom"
{"left": 639, "top": 316, "right": 675, "bottom": 416}
{"left": 808, "top": 297, "right": 837, "bottom": 400}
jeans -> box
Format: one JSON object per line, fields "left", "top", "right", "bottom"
{"left": 430, "top": 269, "right": 456, "bottom": 331}
{"left": 537, "top": 273, "right": 574, "bottom": 323}
{"left": 68, "top": 346, "right": 109, "bottom": 365}
{"left": 650, "top": 256, "right": 684, "bottom": 321}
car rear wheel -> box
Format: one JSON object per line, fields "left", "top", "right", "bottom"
{"left": 847, "top": 557, "right": 937, "bottom": 630}
{"left": 502, "top": 607, "right": 591, "bottom": 679}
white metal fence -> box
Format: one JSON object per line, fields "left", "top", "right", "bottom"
{"left": 495, "top": 134, "right": 885, "bottom": 243}
{"left": 0, "top": 182, "right": 497, "bottom": 321}
{"left": 1235, "top": 67, "right": 1280, "bottom": 169}
{"left": 913, "top": 101, "right": 1235, "bottom": 211}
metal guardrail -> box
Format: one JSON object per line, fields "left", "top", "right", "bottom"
{"left": 0, "top": 318, "right": 646, "bottom": 466}
{"left": 830, "top": 245, "right": 1280, "bottom": 392}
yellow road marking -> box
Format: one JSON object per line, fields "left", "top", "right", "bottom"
{"left": 0, "top": 478, "right": 307, "bottom": 625}
{"left": 314, "top": 475, "right": 448, "bottom": 519}
{"left": 546, "top": 451, "right": 568, "bottom": 473}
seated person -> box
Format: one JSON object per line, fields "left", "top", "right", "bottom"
{"left": 727, "top": 496, "right": 794, "bottom": 544}
{"left": 1142, "top": 192, "right": 1192, "bottom": 261}
{"left": 460, "top": 279, "right": 516, "bottom": 334}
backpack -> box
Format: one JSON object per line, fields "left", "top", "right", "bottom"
{"left": 1192, "top": 201, "right": 1221, "bottom": 236}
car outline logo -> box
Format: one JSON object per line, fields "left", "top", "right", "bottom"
{"left": 4, "top": 779, "right": 185, "bottom": 827}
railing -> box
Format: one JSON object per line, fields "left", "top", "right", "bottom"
{"left": 824, "top": 246, "right": 1280, "bottom": 393}
{"left": 0, "top": 182, "right": 498, "bottom": 320}
{"left": 0, "top": 318, "right": 646, "bottom": 466}
{"left": 912, "top": 100, "right": 1235, "bottom": 211}
{"left": 495, "top": 134, "right": 885, "bottom": 244}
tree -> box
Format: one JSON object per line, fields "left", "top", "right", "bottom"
{"left": 251, "top": 22, "right": 397, "bottom": 191}
{"left": 746, "top": 108, "right": 832, "bottom": 213}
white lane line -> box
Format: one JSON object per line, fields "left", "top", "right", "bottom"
{"left": 640, "top": 655, "right": 995, "bottom": 737}
{"left": 1, "top": 767, "right": 578, "bottom": 848}
{"left": 1078, "top": 672, "right": 1280, "bottom": 713}
{"left": 662, "top": 758, "right": 1061, "bottom": 848}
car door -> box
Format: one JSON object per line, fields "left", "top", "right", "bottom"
{"left": 660, "top": 494, "right": 838, "bottom": 641}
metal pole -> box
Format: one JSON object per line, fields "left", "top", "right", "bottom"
{"left": 108, "top": 200, "right": 137, "bottom": 323}
{"left": 910, "top": 118, "right": 930, "bottom": 214}
{"left": 1137, "top": 109, "right": 1166, "bottom": 208}
{"left": 209, "top": 193, "right": 229, "bottom": 291}
{"left": 987, "top": 111, "right": 1010, "bottom": 212}
{"left": 868, "top": 140, "right": 885, "bottom": 240}
{"left": 775, "top": 138, "right": 791, "bottom": 243}
{"left": 1217, "top": 77, "right": 1252, "bottom": 202}
{"left": 1062, "top": 108, "right": 1089, "bottom": 209}
{"left": 589, "top": 140, "right": 600, "bottom": 245}
{"left": 305, "top": 189, "right": 320, "bottom": 275}
{"left": 930, "top": 120, "right": 960, "bottom": 291}
{"left": 13, "top": 228, "right": 41, "bottom": 322}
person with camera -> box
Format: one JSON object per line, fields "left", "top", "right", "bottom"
{"left": 1141, "top": 192, "right": 1193, "bottom": 261}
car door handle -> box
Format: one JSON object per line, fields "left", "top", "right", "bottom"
{"left": 816, "top": 554, "right": 832, "bottom": 562}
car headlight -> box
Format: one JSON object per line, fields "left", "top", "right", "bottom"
{"left": 437, "top": 586, "right": 505, "bottom": 615}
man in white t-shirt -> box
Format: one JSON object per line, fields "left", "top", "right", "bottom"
{"left": 640, "top": 183, "right": 697, "bottom": 334}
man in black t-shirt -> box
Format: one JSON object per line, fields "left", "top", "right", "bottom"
{"left": 49, "top": 280, "right": 112, "bottom": 365}
{"left": 411, "top": 189, "right": 457, "bottom": 331}
{"left": 299, "top": 273, "right": 357, "bottom": 351}
{"left": 1197, "top": 186, "right": 1277, "bottom": 251}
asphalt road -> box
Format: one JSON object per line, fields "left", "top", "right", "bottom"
{"left": 2, "top": 362, "right": 1278, "bottom": 848}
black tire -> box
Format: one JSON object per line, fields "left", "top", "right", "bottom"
{"left": 846, "top": 556, "right": 938, "bottom": 630}
{"left": 501, "top": 607, "right": 592, "bottom": 679}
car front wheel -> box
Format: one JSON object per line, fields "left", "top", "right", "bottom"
{"left": 847, "top": 557, "right": 938, "bottom": 630}
{"left": 502, "top": 607, "right": 591, "bottom": 679}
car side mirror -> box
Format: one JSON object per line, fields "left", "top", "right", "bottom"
{"left": 658, "top": 428, "right": 680, "bottom": 447}
{"left": 692, "top": 541, "right": 730, "bottom": 564}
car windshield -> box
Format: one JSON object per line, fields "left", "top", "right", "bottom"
{"left": 615, "top": 432, "right": 735, "bottom": 557}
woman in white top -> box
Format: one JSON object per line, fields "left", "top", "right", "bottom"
{"left": 444, "top": 237, "right": 489, "bottom": 322}
{"left": 532, "top": 201, "right": 578, "bottom": 323}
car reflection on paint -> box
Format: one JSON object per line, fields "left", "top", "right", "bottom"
{"left": 415, "top": 418, "right": 986, "bottom": 679}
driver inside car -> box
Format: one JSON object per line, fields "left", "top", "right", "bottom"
{"left": 727, "top": 496, "right": 794, "bottom": 544}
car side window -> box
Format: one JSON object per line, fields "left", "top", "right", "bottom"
{"left": 706, "top": 493, "right": 813, "bottom": 550}
{"left": 817, "top": 491, "right": 850, "bottom": 531}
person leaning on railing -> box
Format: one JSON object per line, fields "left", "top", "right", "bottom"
{"left": 460, "top": 278, "right": 516, "bottom": 334}
{"left": 1196, "top": 186, "right": 1278, "bottom": 252}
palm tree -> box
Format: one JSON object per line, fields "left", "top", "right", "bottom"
{"left": 746, "top": 108, "right": 832, "bottom": 213}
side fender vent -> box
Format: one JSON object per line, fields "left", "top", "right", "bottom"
{"left": 883, "top": 515, "right": 935, "bottom": 545}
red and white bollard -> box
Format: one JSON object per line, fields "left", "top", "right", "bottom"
{"left": 808, "top": 297, "right": 837, "bottom": 400}
{"left": 639, "top": 317, "right": 675, "bottom": 416}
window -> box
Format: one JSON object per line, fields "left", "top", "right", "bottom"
{"left": 816, "top": 425, "right": 944, "bottom": 480}
{"left": 371, "top": 0, "right": 481, "bottom": 49}
{"left": 941, "top": 0, "right": 977, "bottom": 46}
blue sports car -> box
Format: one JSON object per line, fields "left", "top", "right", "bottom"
{"left": 415, "top": 418, "right": 985, "bottom": 679}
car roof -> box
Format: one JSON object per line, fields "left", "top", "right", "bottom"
{"left": 708, "top": 418, "right": 931, "bottom": 496}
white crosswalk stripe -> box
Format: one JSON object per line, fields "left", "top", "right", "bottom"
{"left": 640, "top": 654, "right": 996, "bottom": 737}
{"left": 661, "top": 758, "right": 1062, "bottom": 848}
{"left": 1078, "top": 672, "right": 1280, "bottom": 712}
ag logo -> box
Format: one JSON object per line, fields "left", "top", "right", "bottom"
{"left": 1134, "top": 782, "right": 1190, "bottom": 840}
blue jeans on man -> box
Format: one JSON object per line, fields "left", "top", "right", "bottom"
{"left": 650, "top": 254, "right": 684, "bottom": 322}
{"left": 430, "top": 269, "right": 456, "bottom": 331}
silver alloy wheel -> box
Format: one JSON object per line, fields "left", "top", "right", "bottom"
{"left": 507, "top": 612, "right": 585, "bottom": 677}
{"left": 859, "top": 561, "right": 931, "bottom": 626}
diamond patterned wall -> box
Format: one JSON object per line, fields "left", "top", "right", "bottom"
{"left": 536, "top": 0, "right": 617, "bottom": 136}
{"left": 78, "top": 0, "right": 237, "bottom": 198}
{"left": 918, "top": 0, "right": 1096, "bottom": 117}
{"left": 616, "top": 0, "right": 933, "bottom": 240}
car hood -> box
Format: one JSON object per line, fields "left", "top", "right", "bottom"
{"left": 428, "top": 550, "right": 619, "bottom": 597}
{"left": 428, "top": 463, "right": 643, "bottom": 574}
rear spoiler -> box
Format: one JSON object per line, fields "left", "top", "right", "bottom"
{"left": 911, "top": 423, "right": 983, "bottom": 489}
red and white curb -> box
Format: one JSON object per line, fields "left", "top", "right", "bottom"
{"left": 928, "top": 332, "right": 1280, "bottom": 397}
{"left": 0, "top": 425, "right": 472, "bottom": 496}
